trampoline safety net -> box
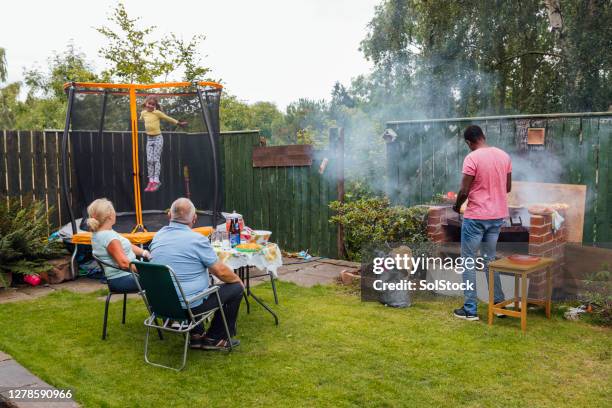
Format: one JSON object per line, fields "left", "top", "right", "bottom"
{"left": 62, "top": 82, "right": 223, "bottom": 233}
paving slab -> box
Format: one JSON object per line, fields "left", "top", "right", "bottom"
{"left": 0, "top": 280, "right": 105, "bottom": 305}
{"left": 0, "top": 354, "right": 79, "bottom": 407}
{"left": 52, "top": 280, "right": 104, "bottom": 294}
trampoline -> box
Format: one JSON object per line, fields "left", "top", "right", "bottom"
{"left": 59, "top": 81, "right": 225, "bottom": 270}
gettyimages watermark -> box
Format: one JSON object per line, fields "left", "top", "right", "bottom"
{"left": 370, "top": 253, "right": 485, "bottom": 292}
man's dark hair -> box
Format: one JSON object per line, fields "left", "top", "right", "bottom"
{"left": 463, "top": 125, "right": 485, "bottom": 143}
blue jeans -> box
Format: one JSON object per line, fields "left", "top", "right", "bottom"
{"left": 461, "top": 218, "right": 505, "bottom": 315}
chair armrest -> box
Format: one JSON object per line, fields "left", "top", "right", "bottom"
{"left": 185, "top": 285, "right": 220, "bottom": 305}
{"left": 93, "top": 255, "right": 130, "bottom": 272}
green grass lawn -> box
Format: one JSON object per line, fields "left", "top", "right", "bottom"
{"left": 0, "top": 282, "right": 610, "bottom": 407}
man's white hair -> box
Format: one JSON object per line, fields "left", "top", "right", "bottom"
{"left": 170, "top": 197, "right": 196, "bottom": 224}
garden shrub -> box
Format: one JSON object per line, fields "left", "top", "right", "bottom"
{"left": 329, "top": 196, "right": 428, "bottom": 261}
{"left": 0, "top": 198, "right": 67, "bottom": 280}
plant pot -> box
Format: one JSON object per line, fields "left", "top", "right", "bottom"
{"left": 340, "top": 270, "right": 360, "bottom": 285}
{"left": 0, "top": 272, "right": 13, "bottom": 289}
{"left": 46, "top": 256, "right": 72, "bottom": 284}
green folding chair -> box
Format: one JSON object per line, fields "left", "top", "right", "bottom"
{"left": 130, "top": 260, "right": 233, "bottom": 371}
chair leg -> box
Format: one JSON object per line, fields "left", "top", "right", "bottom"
{"left": 216, "top": 291, "right": 233, "bottom": 351}
{"left": 155, "top": 319, "right": 164, "bottom": 340}
{"left": 143, "top": 325, "right": 188, "bottom": 371}
{"left": 179, "top": 333, "right": 189, "bottom": 371}
{"left": 122, "top": 293, "right": 127, "bottom": 324}
{"left": 102, "top": 293, "right": 112, "bottom": 340}
{"left": 243, "top": 291, "right": 250, "bottom": 314}
{"left": 270, "top": 274, "right": 279, "bottom": 305}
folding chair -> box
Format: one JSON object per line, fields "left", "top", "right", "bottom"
{"left": 130, "top": 260, "right": 233, "bottom": 371}
{"left": 93, "top": 255, "right": 156, "bottom": 340}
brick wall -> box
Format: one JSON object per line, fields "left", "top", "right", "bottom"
{"left": 528, "top": 211, "right": 567, "bottom": 298}
{"left": 427, "top": 206, "right": 450, "bottom": 243}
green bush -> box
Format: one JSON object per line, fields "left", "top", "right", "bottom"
{"left": 329, "top": 197, "right": 429, "bottom": 261}
{"left": 0, "top": 198, "right": 67, "bottom": 280}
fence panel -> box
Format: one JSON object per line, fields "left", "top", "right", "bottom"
{"left": 218, "top": 131, "right": 339, "bottom": 257}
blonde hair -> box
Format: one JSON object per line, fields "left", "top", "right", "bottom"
{"left": 143, "top": 95, "right": 161, "bottom": 110}
{"left": 86, "top": 198, "right": 115, "bottom": 232}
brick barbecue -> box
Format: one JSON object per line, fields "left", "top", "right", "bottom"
{"left": 426, "top": 205, "right": 568, "bottom": 298}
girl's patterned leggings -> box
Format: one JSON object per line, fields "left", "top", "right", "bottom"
{"left": 146, "top": 135, "right": 163, "bottom": 181}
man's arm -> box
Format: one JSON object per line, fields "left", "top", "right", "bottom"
{"left": 208, "top": 262, "right": 243, "bottom": 285}
{"left": 507, "top": 172, "right": 512, "bottom": 193}
{"left": 453, "top": 174, "right": 475, "bottom": 213}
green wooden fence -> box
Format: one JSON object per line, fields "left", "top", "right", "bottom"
{"left": 385, "top": 112, "right": 612, "bottom": 244}
{"left": 219, "top": 131, "right": 339, "bottom": 258}
{"left": 0, "top": 129, "right": 341, "bottom": 258}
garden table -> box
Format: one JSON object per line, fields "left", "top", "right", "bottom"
{"left": 214, "top": 243, "right": 282, "bottom": 325}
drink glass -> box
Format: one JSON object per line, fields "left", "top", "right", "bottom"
{"left": 211, "top": 231, "right": 222, "bottom": 247}
{"left": 220, "top": 232, "right": 230, "bottom": 250}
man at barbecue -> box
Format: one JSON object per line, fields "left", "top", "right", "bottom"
{"left": 452, "top": 125, "right": 512, "bottom": 321}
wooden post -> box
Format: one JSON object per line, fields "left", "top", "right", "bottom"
{"left": 488, "top": 267, "right": 494, "bottom": 326}
{"left": 329, "top": 127, "right": 346, "bottom": 259}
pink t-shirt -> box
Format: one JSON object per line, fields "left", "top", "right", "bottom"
{"left": 462, "top": 147, "right": 512, "bottom": 220}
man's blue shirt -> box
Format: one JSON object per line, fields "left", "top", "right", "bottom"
{"left": 150, "top": 221, "right": 218, "bottom": 307}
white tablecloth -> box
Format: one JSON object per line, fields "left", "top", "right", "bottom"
{"left": 214, "top": 243, "right": 283, "bottom": 277}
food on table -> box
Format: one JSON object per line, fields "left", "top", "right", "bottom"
{"left": 551, "top": 203, "right": 569, "bottom": 210}
{"left": 441, "top": 191, "right": 456, "bottom": 203}
{"left": 236, "top": 243, "right": 263, "bottom": 252}
{"left": 216, "top": 250, "right": 232, "bottom": 263}
{"left": 528, "top": 202, "right": 569, "bottom": 215}
{"left": 528, "top": 204, "right": 553, "bottom": 214}
{"left": 249, "top": 230, "right": 272, "bottom": 245}
{"left": 263, "top": 243, "right": 280, "bottom": 261}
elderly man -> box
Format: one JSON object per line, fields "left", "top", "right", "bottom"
{"left": 150, "top": 198, "right": 243, "bottom": 350}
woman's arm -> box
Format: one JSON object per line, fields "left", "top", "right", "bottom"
{"left": 131, "top": 244, "right": 150, "bottom": 260}
{"left": 106, "top": 240, "right": 131, "bottom": 270}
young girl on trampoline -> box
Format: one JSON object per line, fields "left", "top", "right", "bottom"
{"left": 140, "top": 95, "right": 187, "bottom": 192}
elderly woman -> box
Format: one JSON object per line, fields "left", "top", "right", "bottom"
{"left": 87, "top": 198, "right": 150, "bottom": 292}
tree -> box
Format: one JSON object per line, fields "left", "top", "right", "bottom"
{"left": 96, "top": 2, "right": 210, "bottom": 83}
{"left": 249, "top": 102, "right": 284, "bottom": 139}
{"left": 219, "top": 94, "right": 253, "bottom": 132}
{"left": 359, "top": 0, "right": 611, "bottom": 116}
{"left": 24, "top": 42, "right": 98, "bottom": 100}
{"left": 283, "top": 98, "right": 332, "bottom": 145}
{"left": 0, "top": 44, "right": 98, "bottom": 129}
{"left": 0, "top": 48, "right": 7, "bottom": 83}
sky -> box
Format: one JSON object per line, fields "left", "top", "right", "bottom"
{"left": 1, "top": 0, "right": 379, "bottom": 109}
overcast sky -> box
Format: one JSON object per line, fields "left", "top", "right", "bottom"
{"left": 1, "top": 0, "right": 379, "bottom": 109}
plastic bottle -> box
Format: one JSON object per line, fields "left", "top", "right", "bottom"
{"left": 229, "top": 217, "right": 241, "bottom": 248}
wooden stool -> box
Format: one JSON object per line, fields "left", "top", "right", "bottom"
{"left": 488, "top": 257, "right": 555, "bottom": 332}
